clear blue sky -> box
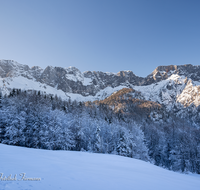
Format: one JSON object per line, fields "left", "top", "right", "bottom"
{"left": 0, "top": 0, "right": 200, "bottom": 77}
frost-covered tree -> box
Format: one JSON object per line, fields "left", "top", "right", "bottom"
{"left": 94, "top": 124, "right": 102, "bottom": 153}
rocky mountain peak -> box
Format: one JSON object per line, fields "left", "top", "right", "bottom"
{"left": 65, "top": 66, "right": 81, "bottom": 74}
{"left": 116, "top": 70, "right": 135, "bottom": 77}
{"left": 0, "top": 59, "right": 30, "bottom": 78}
{"left": 153, "top": 65, "right": 178, "bottom": 74}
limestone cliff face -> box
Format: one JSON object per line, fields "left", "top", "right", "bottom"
{"left": 141, "top": 64, "right": 200, "bottom": 85}
{"left": 0, "top": 60, "right": 30, "bottom": 78}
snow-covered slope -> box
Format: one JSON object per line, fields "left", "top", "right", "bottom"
{"left": 0, "top": 75, "right": 128, "bottom": 102}
{"left": 133, "top": 74, "right": 200, "bottom": 109}
{"left": 133, "top": 74, "right": 186, "bottom": 110}
{"left": 177, "top": 79, "right": 200, "bottom": 107}
{"left": 0, "top": 144, "right": 199, "bottom": 190}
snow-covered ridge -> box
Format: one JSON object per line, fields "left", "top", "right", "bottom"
{"left": 1, "top": 59, "right": 200, "bottom": 108}
{"left": 0, "top": 59, "right": 142, "bottom": 99}
{"left": 133, "top": 74, "right": 186, "bottom": 110}
{"left": 0, "top": 75, "right": 128, "bottom": 102}
{"left": 177, "top": 79, "right": 200, "bottom": 107}
{"left": 133, "top": 74, "right": 200, "bottom": 109}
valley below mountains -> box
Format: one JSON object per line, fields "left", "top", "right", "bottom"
{"left": 1, "top": 59, "right": 200, "bottom": 174}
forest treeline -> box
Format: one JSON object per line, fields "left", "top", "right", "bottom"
{"left": 0, "top": 89, "right": 200, "bottom": 174}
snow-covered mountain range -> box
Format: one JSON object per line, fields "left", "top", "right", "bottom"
{"left": 0, "top": 59, "right": 200, "bottom": 110}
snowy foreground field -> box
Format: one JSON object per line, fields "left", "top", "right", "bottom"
{"left": 0, "top": 144, "right": 200, "bottom": 190}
